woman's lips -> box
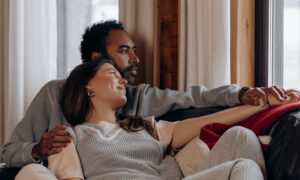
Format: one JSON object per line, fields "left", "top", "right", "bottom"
{"left": 117, "top": 86, "right": 125, "bottom": 91}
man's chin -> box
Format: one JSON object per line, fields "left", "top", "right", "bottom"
{"left": 126, "top": 74, "right": 136, "bottom": 85}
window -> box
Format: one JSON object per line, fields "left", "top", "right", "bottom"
{"left": 56, "top": 0, "right": 119, "bottom": 79}
{"left": 269, "top": 0, "right": 300, "bottom": 89}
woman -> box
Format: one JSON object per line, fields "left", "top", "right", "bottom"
{"left": 17, "top": 58, "right": 298, "bottom": 180}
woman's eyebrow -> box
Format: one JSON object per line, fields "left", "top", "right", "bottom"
{"left": 106, "top": 68, "right": 117, "bottom": 71}
{"left": 106, "top": 68, "right": 121, "bottom": 76}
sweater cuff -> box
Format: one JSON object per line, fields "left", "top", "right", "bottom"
{"left": 23, "top": 142, "right": 42, "bottom": 164}
{"left": 232, "top": 86, "right": 242, "bottom": 106}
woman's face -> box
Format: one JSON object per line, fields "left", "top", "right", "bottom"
{"left": 86, "top": 63, "right": 128, "bottom": 109}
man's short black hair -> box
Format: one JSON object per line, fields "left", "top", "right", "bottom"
{"left": 80, "top": 20, "right": 124, "bottom": 63}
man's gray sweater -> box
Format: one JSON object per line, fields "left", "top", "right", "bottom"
{"left": 2, "top": 80, "right": 241, "bottom": 167}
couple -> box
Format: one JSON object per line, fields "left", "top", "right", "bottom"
{"left": 3, "top": 20, "right": 299, "bottom": 179}
{"left": 16, "top": 58, "right": 298, "bottom": 180}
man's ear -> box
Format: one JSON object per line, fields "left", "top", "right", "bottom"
{"left": 91, "top": 52, "right": 102, "bottom": 60}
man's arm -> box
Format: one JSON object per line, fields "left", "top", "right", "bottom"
{"left": 122, "top": 84, "right": 293, "bottom": 118}
{"left": 121, "top": 84, "right": 241, "bottom": 117}
{"left": 1, "top": 80, "right": 71, "bottom": 167}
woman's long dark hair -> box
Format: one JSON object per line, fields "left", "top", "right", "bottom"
{"left": 60, "top": 58, "right": 157, "bottom": 139}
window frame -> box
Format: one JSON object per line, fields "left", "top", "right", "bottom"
{"left": 255, "top": 0, "right": 286, "bottom": 87}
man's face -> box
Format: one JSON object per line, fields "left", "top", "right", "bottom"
{"left": 105, "top": 30, "right": 140, "bottom": 84}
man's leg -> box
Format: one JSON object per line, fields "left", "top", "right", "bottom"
{"left": 15, "top": 164, "right": 57, "bottom": 180}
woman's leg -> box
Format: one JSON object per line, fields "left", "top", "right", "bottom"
{"left": 188, "top": 126, "right": 266, "bottom": 179}
{"left": 15, "top": 164, "right": 57, "bottom": 180}
{"left": 183, "top": 158, "right": 264, "bottom": 180}
{"left": 201, "top": 126, "right": 265, "bottom": 172}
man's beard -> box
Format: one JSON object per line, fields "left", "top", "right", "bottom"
{"left": 122, "top": 63, "right": 138, "bottom": 85}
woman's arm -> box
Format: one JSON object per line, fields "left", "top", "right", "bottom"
{"left": 171, "top": 103, "right": 267, "bottom": 150}
{"left": 48, "top": 142, "right": 84, "bottom": 180}
{"left": 171, "top": 91, "right": 300, "bottom": 150}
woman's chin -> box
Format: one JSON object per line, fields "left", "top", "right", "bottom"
{"left": 116, "top": 98, "right": 127, "bottom": 108}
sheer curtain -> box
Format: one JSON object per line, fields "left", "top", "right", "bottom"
{"left": 57, "top": 0, "right": 119, "bottom": 78}
{"left": 0, "top": 0, "right": 57, "bottom": 154}
{"left": 56, "top": 0, "right": 93, "bottom": 78}
{"left": 119, "top": 0, "right": 155, "bottom": 85}
{"left": 178, "top": 0, "right": 231, "bottom": 90}
{"left": 0, "top": 0, "right": 119, "bottom": 158}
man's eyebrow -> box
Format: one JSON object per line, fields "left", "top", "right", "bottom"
{"left": 119, "top": 45, "right": 130, "bottom": 49}
{"left": 118, "top": 45, "right": 136, "bottom": 49}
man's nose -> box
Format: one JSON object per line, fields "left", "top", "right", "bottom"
{"left": 129, "top": 52, "right": 140, "bottom": 64}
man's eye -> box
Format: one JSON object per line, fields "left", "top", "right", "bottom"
{"left": 120, "top": 49, "right": 128, "bottom": 54}
{"left": 133, "top": 49, "right": 137, "bottom": 54}
{"left": 110, "top": 71, "right": 116, "bottom": 75}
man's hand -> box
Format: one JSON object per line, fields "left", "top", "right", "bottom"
{"left": 31, "top": 126, "right": 72, "bottom": 160}
{"left": 240, "top": 86, "right": 287, "bottom": 106}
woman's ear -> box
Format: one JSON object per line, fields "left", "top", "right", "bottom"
{"left": 85, "top": 84, "right": 92, "bottom": 91}
{"left": 91, "top": 52, "right": 102, "bottom": 60}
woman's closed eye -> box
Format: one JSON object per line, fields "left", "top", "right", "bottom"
{"left": 110, "top": 70, "right": 122, "bottom": 78}
{"left": 110, "top": 70, "right": 117, "bottom": 76}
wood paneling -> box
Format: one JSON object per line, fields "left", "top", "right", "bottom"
{"left": 230, "top": 0, "right": 255, "bottom": 87}
{"left": 154, "top": 0, "right": 178, "bottom": 89}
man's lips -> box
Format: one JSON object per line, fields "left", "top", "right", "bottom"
{"left": 129, "top": 67, "right": 138, "bottom": 75}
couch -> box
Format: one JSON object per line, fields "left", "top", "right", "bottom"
{"left": 1, "top": 106, "right": 299, "bottom": 180}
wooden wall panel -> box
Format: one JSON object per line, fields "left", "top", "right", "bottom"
{"left": 230, "top": 0, "right": 255, "bottom": 87}
{"left": 154, "top": 0, "right": 178, "bottom": 89}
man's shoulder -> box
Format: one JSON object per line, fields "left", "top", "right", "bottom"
{"left": 127, "top": 83, "right": 157, "bottom": 89}
{"left": 126, "top": 83, "right": 152, "bottom": 92}
{"left": 44, "top": 79, "right": 66, "bottom": 89}
{"left": 38, "top": 79, "right": 66, "bottom": 99}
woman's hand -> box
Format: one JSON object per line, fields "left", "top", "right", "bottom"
{"left": 268, "top": 89, "right": 300, "bottom": 107}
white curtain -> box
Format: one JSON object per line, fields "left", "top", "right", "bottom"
{"left": 0, "top": 0, "right": 119, "bottom": 159}
{"left": 0, "top": 0, "right": 57, "bottom": 151}
{"left": 119, "top": 0, "right": 155, "bottom": 85}
{"left": 56, "top": 0, "right": 93, "bottom": 78}
{"left": 179, "top": 0, "right": 230, "bottom": 91}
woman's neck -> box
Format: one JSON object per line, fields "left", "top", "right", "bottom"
{"left": 86, "top": 104, "right": 118, "bottom": 125}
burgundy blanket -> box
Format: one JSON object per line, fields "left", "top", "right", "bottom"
{"left": 199, "top": 102, "right": 300, "bottom": 150}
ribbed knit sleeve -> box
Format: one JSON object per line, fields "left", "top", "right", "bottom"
{"left": 48, "top": 127, "right": 84, "bottom": 180}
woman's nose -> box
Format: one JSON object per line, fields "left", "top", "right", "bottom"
{"left": 120, "top": 77, "right": 128, "bottom": 86}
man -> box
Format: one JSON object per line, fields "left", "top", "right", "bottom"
{"left": 1, "top": 20, "right": 289, "bottom": 167}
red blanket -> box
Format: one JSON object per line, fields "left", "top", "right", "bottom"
{"left": 199, "top": 102, "right": 300, "bottom": 150}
